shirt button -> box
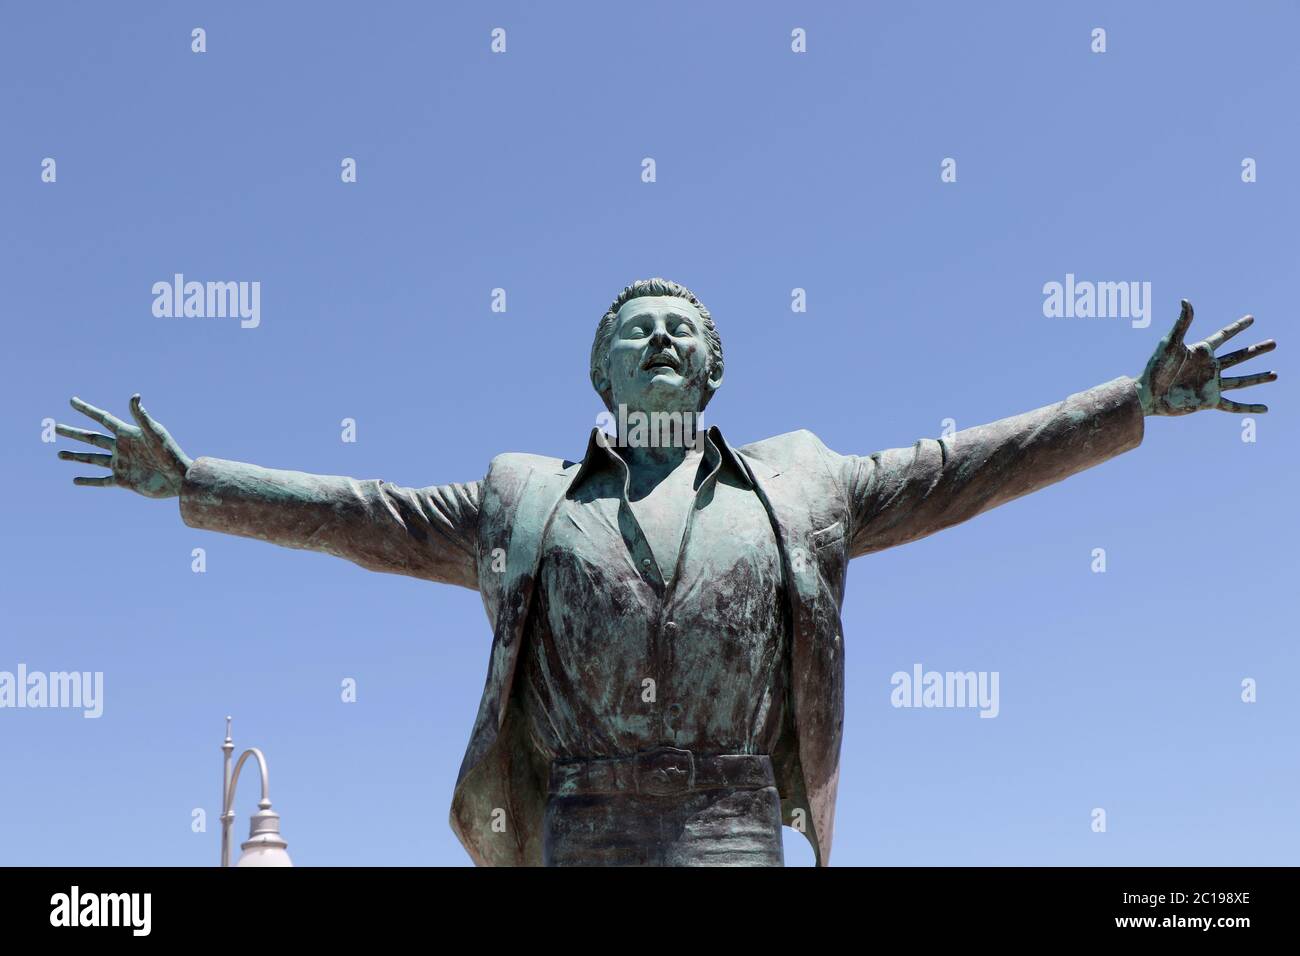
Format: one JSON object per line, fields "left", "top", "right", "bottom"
{"left": 664, "top": 703, "right": 683, "bottom": 731}
{"left": 641, "top": 558, "right": 652, "bottom": 570}
{"left": 664, "top": 621, "right": 678, "bottom": 632}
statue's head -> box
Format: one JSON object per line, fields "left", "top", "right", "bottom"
{"left": 590, "top": 278, "right": 724, "bottom": 418}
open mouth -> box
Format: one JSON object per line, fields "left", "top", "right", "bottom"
{"left": 643, "top": 352, "right": 681, "bottom": 372}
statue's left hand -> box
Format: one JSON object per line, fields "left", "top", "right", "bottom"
{"left": 1137, "top": 299, "right": 1277, "bottom": 416}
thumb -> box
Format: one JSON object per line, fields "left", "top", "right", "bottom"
{"left": 1170, "top": 299, "right": 1194, "bottom": 344}
{"left": 129, "top": 394, "right": 164, "bottom": 448}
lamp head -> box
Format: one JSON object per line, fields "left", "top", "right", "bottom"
{"left": 236, "top": 802, "right": 293, "bottom": 867}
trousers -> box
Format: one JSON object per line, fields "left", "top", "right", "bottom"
{"left": 542, "top": 749, "right": 785, "bottom": 867}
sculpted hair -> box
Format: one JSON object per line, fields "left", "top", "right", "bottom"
{"left": 590, "top": 278, "right": 724, "bottom": 412}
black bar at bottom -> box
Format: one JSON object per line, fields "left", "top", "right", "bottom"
{"left": 0, "top": 866, "right": 1284, "bottom": 941}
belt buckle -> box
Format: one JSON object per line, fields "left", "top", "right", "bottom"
{"left": 635, "top": 747, "right": 695, "bottom": 796}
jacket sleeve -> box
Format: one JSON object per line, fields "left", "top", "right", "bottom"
{"left": 844, "top": 376, "right": 1145, "bottom": 559}
{"left": 179, "top": 457, "right": 481, "bottom": 590}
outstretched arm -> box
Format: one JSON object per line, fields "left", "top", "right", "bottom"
{"left": 56, "top": 395, "right": 481, "bottom": 590}
{"left": 845, "top": 301, "right": 1277, "bottom": 558}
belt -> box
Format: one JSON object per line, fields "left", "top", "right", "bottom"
{"left": 548, "top": 747, "right": 775, "bottom": 798}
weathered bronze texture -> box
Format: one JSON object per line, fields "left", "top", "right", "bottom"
{"left": 57, "top": 281, "right": 1277, "bottom": 866}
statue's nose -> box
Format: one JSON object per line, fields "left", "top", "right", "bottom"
{"left": 649, "top": 327, "right": 672, "bottom": 348}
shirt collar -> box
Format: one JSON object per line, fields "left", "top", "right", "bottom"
{"left": 567, "top": 423, "right": 753, "bottom": 496}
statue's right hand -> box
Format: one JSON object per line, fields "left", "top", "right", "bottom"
{"left": 57, "top": 394, "right": 194, "bottom": 499}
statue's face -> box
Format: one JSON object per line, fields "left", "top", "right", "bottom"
{"left": 595, "top": 296, "right": 722, "bottom": 416}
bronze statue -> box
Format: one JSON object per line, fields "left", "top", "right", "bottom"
{"left": 56, "top": 279, "right": 1277, "bottom": 865}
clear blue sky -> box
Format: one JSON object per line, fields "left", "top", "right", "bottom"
{"left": 1, "top": 1, "right": 1295, "bottom": 866}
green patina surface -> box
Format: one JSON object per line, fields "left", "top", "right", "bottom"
{"left": 55, "top": 283, "right": 1276, "bottom": 866}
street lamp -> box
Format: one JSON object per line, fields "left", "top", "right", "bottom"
{"left": 220, "top": 716, "right": 293, "bottom": 867}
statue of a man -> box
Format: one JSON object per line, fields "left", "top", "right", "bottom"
{"left": 57, "top": 278, "right": 1276, "bottom": 866}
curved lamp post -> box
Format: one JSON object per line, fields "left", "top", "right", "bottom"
{"left": 221, "top": 716, "right": 293, "bottom": 867}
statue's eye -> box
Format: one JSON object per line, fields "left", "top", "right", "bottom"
{"left": 674, "top": 324, "right": 692, "bottom": 336}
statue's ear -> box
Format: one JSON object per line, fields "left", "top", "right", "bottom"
{"left": 699, "top": 364, "right": 723, "bottom": 412}
{"left": 591, "top": 368, "right": 611, "bottom": 401}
